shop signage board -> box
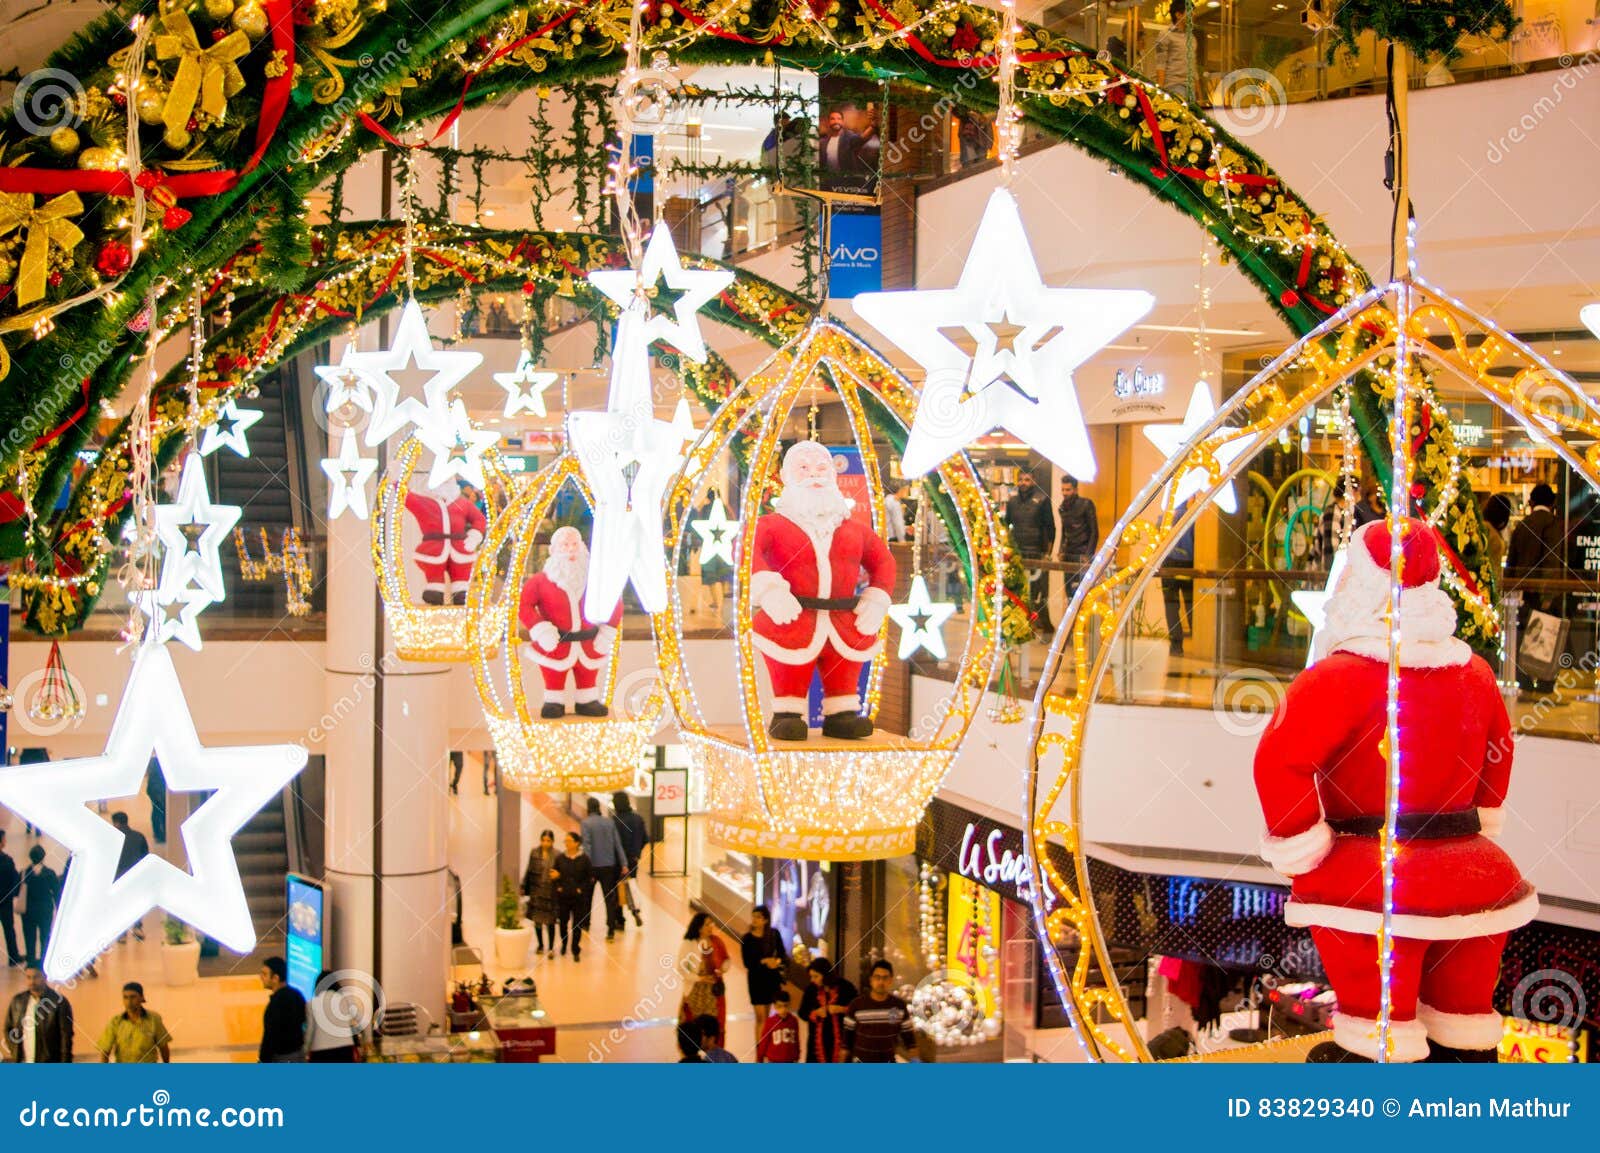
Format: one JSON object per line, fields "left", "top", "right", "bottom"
{"left": 956, "top": 818, "right": 1034, "bottom": 904}
{"left": 653, "top": 767, "right": 689, "bottom": 817}
{"left": 1499, "top": 1017, "right": 1588, "bottom": 1063}
{"left": 285, "top": 874, "right": 326, "bottom": 1002}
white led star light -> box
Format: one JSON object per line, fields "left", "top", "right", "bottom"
{"left": 494, "top": 350, "right": 558, "bottom": 419}
{"left": 132, "top": 583, "right": 211, "bottom": 652}
{"left": 588, "top": 224, "right": 734, "bottom": 364}
{"left": 350, "top": 299, "right": 482, "bottom": 446}
{"left": 0, "top": 642, "right": 307, "bottom": 979}
{"left": 154, "top": 451, "right": 241, "bottom": 601}
{"left": 321, "top": 429, "right": 379, "bottom": 520}
{"left": 1291, "top": 548, "right": 1347, "bottom": 668}
{"left": 314, "top": 346, "right": 376, "bottom": 416}
{"left": 197, "top": 399, "right": 263, "bottom": 459}
{"left": 416, "top": 399, "right": 499, "bottom": 491}
{"left": 689, "top": 496, "right": 739, "bottom": 567}
{"left": 854, "top": 188, "right": 1153, "bottom": 480}
{"left": 1581, "top": 303, "right": 1600, "bottom": 341}
{"left": 1141, "top": 380, "right": 1258, "bottom": 514}
{"left": 888, "top": 574, "right": 958, "bottom": 661}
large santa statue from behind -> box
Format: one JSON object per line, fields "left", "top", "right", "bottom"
{"left": 1254, "top": 517, "right": 1536, "bottom": 1063}
{"left": 751, "top": 441, "right": 896, "bottom": 741}
{"left": 520, "top": 526, "right": 621, "bottom": 719}
{"left": 404, "top": 481, "right": 486, "bottom": 604}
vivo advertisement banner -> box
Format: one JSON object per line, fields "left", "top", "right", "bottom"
{"left": 285, "top": 874, "right": 326, "bottom": 1002}
{"left": 828, "top": 210, "right": 882, "bottom": 299}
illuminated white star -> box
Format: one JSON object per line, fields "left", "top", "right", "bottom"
{"left": 887, "top": 574, "right": 958, "bottom": 660}
{"left": 1582, "top": 303, "right": 1600, "bottom": 341}
{"left": 320, "top": 430, "right": 379, "bottom": 520}
{"left": 154, "top": 451, "right": 241, "bottom": 602}
{"left": 349, "top": 299, "right": 482, "bottom": 445}
{"left": 854, "top": 187, "right": 1152, "bottom": 480}
{"left": 689, "top": 496, "right": 739, "bottom": 567}
{"left": 1141, "top": 381, "right": 1257, "bottom": 514}
{"left": 0, "top": 642, "right": 307, "bottom": 980}
{"left": 415, "top": 399, "right": 499, "bottom": 491}
{"left": 132, "top": 583, "right": 212, "bottom": 653}
{"left": 197, "top": 399, "right": 263, "bottom": 459}
{"left": 314, "top": 346, "right": 376, "bottom": 416}
{"left": 494, "top": 350, "right": 558, "bottom": 419}
{"left": 588, "top": 225, "right": 734, "bottom": 364}
{"left": 1291, "top": 549, "right": 1347, "bottom": 668}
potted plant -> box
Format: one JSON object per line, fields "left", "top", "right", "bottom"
{"left": 1107, "top": 598, "right": 1172, "bottom": 702}
{"left": 161, "top": 917, "right": 201, "bottom": 987}
{"left": 493, "top": 875, "right": 533, "bottom": 969}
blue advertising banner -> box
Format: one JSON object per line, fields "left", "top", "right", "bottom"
{"left": 827, "top": 209, "right": 882, "bottom": 299}
{"left": 284, "top": 875, "right": 324, "bottom": 1002}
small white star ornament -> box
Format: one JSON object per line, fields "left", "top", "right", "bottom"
{"left": 494, "top": 350, "right": 558, "bottom": 419}
{"left": 314, "top": 346, "right": 376, "bottom": 417}
{"left": 417, "top": 399, "right": 499, "bottom": 491}
{"left": 689, "top": 497, "right": 739, "bottom": 567}
{"left": 588, "top": 225, "right": 734, "bottom": 364}
{"left": 154, "top": 451, "right": 241, "bottom": 601}
{"left": 132, "top": 583, "right": 212, "bottom": 652}
{"left": 1141, "top": 381, "right": 1258, "bottom": 514}
{"left": 0, "top": 643, "right": 307, "bottom": 980}
{"left": 197, "top": 399, "right": 264, "bottom": 459}
{"left": 321, "top": 430, "right": 379, "bottom": 520}
{"left": 888, "top": 574, "right": 958, "bottom": 660}
{"left": 348, "top": 299, "right": 482, "bottom": 446}
{"left": 854, "top": 187, "right": 1153, "bottom": 480}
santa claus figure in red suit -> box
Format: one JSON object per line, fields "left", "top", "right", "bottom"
{"left": 404, "top": 481, "right": 487, "bottom": 604}
{"left": 519, "top": 526, "right": 621, "bottom": 719}
{"left": 1254, "top": 516, "right": 1536, "bottom": 1063}
{"left": 751, "top": 441, "right": 896, "bottom": 741}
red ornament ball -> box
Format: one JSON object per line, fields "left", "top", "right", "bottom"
{"left": 95, "top": 240, "right": 133, "bottom": 278}
{"left": 1279, "top": 289, "right": 1302, "bottom": 309}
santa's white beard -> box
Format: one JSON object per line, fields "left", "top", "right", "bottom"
{"left": 544, "top": 552, "right": 588, "bottom": 597}
{"left": 777, "top": 481, "right": 851, "bottom": 539}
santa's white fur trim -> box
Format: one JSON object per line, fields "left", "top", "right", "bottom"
{"left": 1417, "top": 1003, "right": 1504, "bottom": 1049}
{"left": 1478, "top": 806, "right": 1505, "bottom": 838}
{"left": 545, "top": 685, "right": 573, "bottom": 708}
{"left": 574, "top": 682, "right": 601, "bottom": 704}
{"left": 1318, "top": 528, "right": 1471, "bottom": 669}
{"left": 1260, "top": 821, "right": 1333, "bottom": 876}
{"left": 1285, "top": 890, "right": 1539, "bottom": 940}
{"left": 1332, "top": 1014, "right": 1429, "bottom": 1062}
{"left": 822, "top": 695, "right": 863, "bottom": 715}
{"left": 749, "top": 569, "right": 790, "bottom": 613}
{"left": 772, "top": 696, "right": 807, "bottom": 714}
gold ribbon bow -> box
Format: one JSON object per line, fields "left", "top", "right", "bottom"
{"left": 155, "top": 11, "right": 251, "bottom": 147}
{"left": 0, "top": 191, "right": 84, "bottom": 307}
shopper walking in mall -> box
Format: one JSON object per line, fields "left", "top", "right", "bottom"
{"left": 145, "top": 758, "right": 167, "bottom": 845}
{"left": 1005, "top": 471, "right": 1056, "bottom": 635}
{"left": 678, "top": 912, "right": 731, "bottom": 1047}
{"left": 96, "top": 982, "right": 172, "bottom": 1063}
{"left": 798, "top": 957, "right": 856, "bottom": 1063}
{"left": 611, "top": 791, "right": 650, "bottom": 928}
{"left": 3, "top": 966, "right": 72, "bottom": 1062}
{"left": 18, "top": 844, "right": 58, "bottom": 969}
{"left": 580, "top": 796, "right": 629, "bottom": 940}
{"left": 111, "top": 810, "right": 150, "bottom": 941}
{"left": 0, "top": 830, "right": 21, "bottom": 967}
{"left": 740, "top": 904, "right": 789, "bottom": 1047}
{"left": 841, "top": 959, "right": 917, "bottom": 1063}
{"left": 1057, "top": 475, "right": 1099, "bottom": 599}
{"left": 258, "top": 957, "right": 307, "bottom": 1062}
{"left": 521, "top": 829, "right": 560, "bottom": 957}
{"left": 551, "top": 831, "right": 594, "bottom": 961}
{"left": 304, "top": 971, "right": 364, "bottom": 1062}
{"left": 756, "top": 989, "right": 802, "bottom": 1063}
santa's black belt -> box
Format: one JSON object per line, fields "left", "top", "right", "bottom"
{"left": 559, "top": 627, "right": 599, "bottom": 643}
{"left": 422, "top": 532, "right": 453, "bottom": 540}
{"left": 795, "top": 595, "right": 859, "bottom": 612}
{"left": 1328, "top": 810, "right": 1481, "bottom": 840}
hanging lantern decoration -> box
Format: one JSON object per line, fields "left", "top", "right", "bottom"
{"left": 29, "top": 640, "right": 84, "bottom": 726}
{"left": 467, "top": 454, "right": 664, "bottom": 793}
{"left": 655, "top": 320, "right": 1005, "bottom": 861}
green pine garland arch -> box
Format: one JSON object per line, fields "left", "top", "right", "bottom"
{"left": 0, "top": 0, "right": 1493, "bottom": 644}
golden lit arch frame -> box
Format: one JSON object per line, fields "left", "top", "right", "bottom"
{"left": 371, "top": 434, "right": 514, "bottom": 662}
{"left": 467, "top": 453, "right": 664, "bottom": 793}
{"left": 1023, "top": 276, "right": 1600, "bottom": 1062}
{"left": 653, "top": 320, "right": 1006, "bottom": 861}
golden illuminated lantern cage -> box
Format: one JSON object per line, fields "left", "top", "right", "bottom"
{"left": 1022, "top": 279, "right": 1600, "bottom": 1062}
{"left": 372, "top": 434, "right": 514, "bottom": 662}
{"left": 655, "top": 320, "right": 1006, "bottom": 861}
{"left": 467, "top": 453, "right": 664, "bottom": 794}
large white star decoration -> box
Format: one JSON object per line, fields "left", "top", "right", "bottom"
{"left": 1581, "top": 303, "right": 1600, "bottom": 341}
{"left": 154, "top": 451, "right": 241, "bottom": 601}
{"left": 350, "top": 298, "right": 482, "bottom": 446}
{"left": 494, "top": 350, "right": 558, "bottom": 419}
{"left": 854, "top": 188, "right": 1153, "bottom": 480}
{"left": 132, "top": 583, "right": 212, "bottom": 652}
{"left": 888, "top": 574, "right": 958, "bottom": 660}
{"left": 314, "top": 346, "right": 376, "bottom": 417}
{"left": 0, "top": 643, "right": 307, "bottom": 980}
{"left": 689, "top": 496, "right": 739, "bottom": 567}
{"left": 197, "top": 399, "right": 264, "bottom": 459}
{"left": 588, "top": 225, "right": 734, "bottom": 364}
{"left": 416, "top": 399, "right": 499, "bottom": 491}
{"left": 1141, "top": 381, "right": 1258, "bottom": 515}
{"left": 1291, "top": 549, "right": 1347, "bottom": 668}
{"left": 321, "top": 430, "right": 379, "bottom": 521}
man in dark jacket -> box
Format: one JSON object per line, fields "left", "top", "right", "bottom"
{"left": 551, "top": 832, "right": 594, "bottom": 961}
{"left": 258, "top": 956, "right": 306, "bottom": 1062}
{"left": 111, "top": 811, "right": 150, "bottom": 941}
{"left": 0, "top": 830, "right": 21, "bottom": 966}
{"left": 580, "top": 797, "right": 629, "bottom": 940}
{"left": 1507, "top": 483, "right": 1565, "bottom": 688}
{"left": 20, "top": 845, "right": 58, "bottom": 968}
{"left": 1057, "top": 475, "right": 1099, "bottom": 598}
{"left": 1005, "top": 472, "right": 1056, "bottom": 635}
{"left": 612, "top": 792, "right": 649, "bottom": 928}
{"left": 5, "top": 967, "right": 73, "bottom": 1062}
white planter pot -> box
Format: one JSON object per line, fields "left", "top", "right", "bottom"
{"left": 494, "top": 925, "right": 534, "bottom": 970}
{"left": 1108, "top": 637, "right": 1171, "bottom": 701}
{"left": 161, "top": 940, "right": 201, "bottom": 987}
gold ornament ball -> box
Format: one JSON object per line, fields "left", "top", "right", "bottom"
{"left": 136, "top": 90, "right": 166, "bottom": 126}
{"left": 205, "top": 0, "right": 235, "bottom": 19}
{"left": 0, "top": 255, "right": 15, "bottom": 284}
{"left": 165, "top": 127, "right": 191, "bottom": 150}
{"left": 78, "top": 146, "right": 121, "bottom": 171}
{"left": 48, "top": 125, "right": 80, "bottom": 155}
{"left": 232, "top": 2, "right": 268, "bottom": 38}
